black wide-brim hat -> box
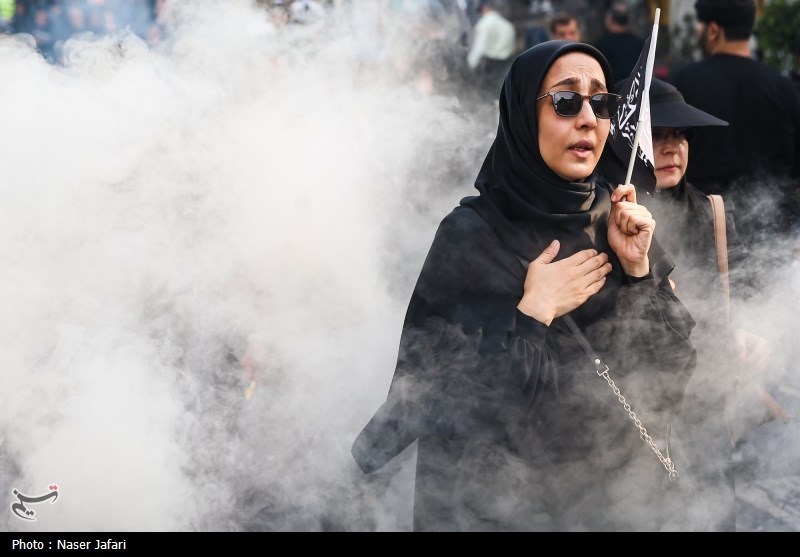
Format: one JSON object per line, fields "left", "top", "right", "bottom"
{"left": 649, "top": 77, "right": 728, "bottom": 128}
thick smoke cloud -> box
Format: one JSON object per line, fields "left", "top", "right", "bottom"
{"left": 2, "top": 0, "right": 798, "bottom": 533}
{"left": 0, "top": 0, "right": 491, "bottom": 531}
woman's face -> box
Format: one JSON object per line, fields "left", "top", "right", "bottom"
{"left": 536, "top": 52, "right": 611, "bottom": 182}
{"left": 653, "top": 127, "right": 689, "bottom": 189}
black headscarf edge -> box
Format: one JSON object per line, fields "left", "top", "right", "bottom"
{"left": 465, "top": 41, "right": 617, "bottom": 240}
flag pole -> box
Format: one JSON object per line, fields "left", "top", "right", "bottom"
{"left": 624, "top": 8, "right": 660, "bottom": 186}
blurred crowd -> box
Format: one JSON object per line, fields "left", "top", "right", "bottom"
{"left": 0, "top": 0, "right": 166, "bottom": 59}
{"left": 0, "top": 1, "right": 635, "bottom": 100}
{"left": 1, "top": 0, "right": 798, "bottom": 232}
{"left": 0, "top": 2, "right": 696, "bottom": 96}
{"left": 2, "top": 0, "right": 798, "bottom": 246}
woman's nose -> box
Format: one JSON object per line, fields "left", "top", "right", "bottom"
{"left": 576, "top": 97, "right": 597, "bottom": 127}
{"left": 658, "top": 141, "right": 671, "bottom": 152}
{"left": 658, "top": 138, "right": 678, "bottom": 153}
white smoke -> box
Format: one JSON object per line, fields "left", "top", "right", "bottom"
{"left": 4, "top": 0, "right": 797, "bottom": 533}
{"left": 0, "top": 0, "right": 492, "bottom": 531}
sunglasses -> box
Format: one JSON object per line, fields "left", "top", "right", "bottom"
{"left": 536, "top": 90, "right": 621, "bottom": 119}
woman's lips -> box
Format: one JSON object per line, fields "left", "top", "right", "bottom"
{"left": 568, "top": 141, "right": 594, "bottom": 159}
{"left": 657, "top": 165, "right": 680, "bottom": 172}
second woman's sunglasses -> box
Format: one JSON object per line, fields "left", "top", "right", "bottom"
{"left": 536, "top": 90, "right": 622, "bottom": 119}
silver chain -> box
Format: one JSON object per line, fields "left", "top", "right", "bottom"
{"left": 594, "top": 359, "right": 679, "bottom": 481}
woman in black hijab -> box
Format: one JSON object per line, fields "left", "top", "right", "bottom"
{"left": 352, "top": 41, "right": 704, "bottom": 531}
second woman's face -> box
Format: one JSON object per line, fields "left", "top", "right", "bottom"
{"left": 536, "top": 52, "right": 610, "bottom": 182}
{"left": 652, "top": 127, "right": 689, "bottom": 189}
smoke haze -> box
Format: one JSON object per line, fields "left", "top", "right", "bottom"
{"left": 0, "top": 0, "right": 491, "bottom": 531}
{"left": 1, "top": 0, "right": 798, "bottom": 533}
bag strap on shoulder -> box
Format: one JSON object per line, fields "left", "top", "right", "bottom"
{"left": 706, "top": 195, "right": 791, "bottom": 426}
{"left": 707, "top": 194, "right": 730, "bottom": 319}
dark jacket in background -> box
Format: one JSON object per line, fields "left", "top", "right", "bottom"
{"left": 670, "top": 54, "right": 800, "bottom": 241}
{"left": 593, "top": 31, "right": 645, "bottom": 84}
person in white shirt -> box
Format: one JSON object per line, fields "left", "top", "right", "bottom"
{"left": 467, "top": 0, "right": 517, "bottom": 96}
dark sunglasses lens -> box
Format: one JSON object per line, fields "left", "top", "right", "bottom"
{"left": 552, "top": 92, "right": 617, "bottom": 118}
{"left": 590, "top": 94, "right": 617, "bottom": 119}
{"left": 552, "top": 92, "right": 583, "bottom": 116}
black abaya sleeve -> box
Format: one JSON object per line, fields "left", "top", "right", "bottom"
{"left": 351, "top": 208, "right": 558, "bottom": 474}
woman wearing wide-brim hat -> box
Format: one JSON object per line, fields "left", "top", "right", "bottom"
{"left": 647, "top": 77, "right": 787, "bottom": 532}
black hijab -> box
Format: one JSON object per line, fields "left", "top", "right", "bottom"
{"left": 461, "top": 40, "right": 617, "bottom": 262}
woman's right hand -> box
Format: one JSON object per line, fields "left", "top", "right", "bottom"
{"left": 517, "top": 240, "right": 612, "bottom": 326}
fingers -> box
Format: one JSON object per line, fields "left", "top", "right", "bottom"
{"left": 735, "top": 329, "right": 772, "bottom": 375}
{"left": 612, "top": 183, "right": 637, "bottom": 204}
{"left": 562, "top": 247, "right": 603, "bottom": 266}
{"left": 534, "top": 239, "right": 560, "bottom": 264}
{"left": 588, "top": 262, "right": 613, "bottom": 287}
{"left": 751, "top": 351, "right": 771, "bottom": 375}
{"left": 741, "top": 349, "right": 770, "bottom": 377}
{"left": 551, "top": 248, "right": 612, "bottom": 277}
{"left": 612, "top": 201, "right": 654, "bottom": 235}
{"left": 535, "top": 245, "right": 609, "bottom": 269}
{"left": 559, "top": 250, "right": 611, "bottom": 294}
{"left": 519, "top": 245, "right": 611, "bottom": 323}
{"left": 611, "top": 183, "right": 652, "bottom": 235}
{"left": 575, "top": 251, "right": 611, "bottom": 282}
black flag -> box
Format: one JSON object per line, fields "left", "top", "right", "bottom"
{"left": 599, "top": 33, "right": 657, "bottom": 194}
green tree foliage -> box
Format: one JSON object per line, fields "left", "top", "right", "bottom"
{"left": 756, "top": 0, "right": 800, "bottom": 75}
{"left": 669, "top": 12, "right": 700, "bottom": 67}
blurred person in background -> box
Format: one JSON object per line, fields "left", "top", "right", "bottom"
{"left": 30, "top": 5, "right": 55, "bottom": 59}
{"left": 669, "top": 0, "right": 800, "bottom": 246}
{"left": 524, "top": 23, "right": 548, "bottom": 50}
{"left": 10, "top": 0, "right": 32, "bottom": 34}
{"left": 593, "top": 1, "right": 645, "bottom": 84}
{"left": 146, "top": 0, "right": 173, "bottom": 46}
{"left": 48, "top": 0, "right": 72, "bottom": 45}
{"left": 467, "top": 0, "right": 516, "bottom": 97}
{"left": 64, "top": 0, "right": 88, "bottom": 35}
{"left": 524, "top": 11, "right": 582, "bottom": 51}
{"left": 0, "top": 0, "right": 14, "bottom": 33}
{"left": 549, "top": 11, "right": 580, "bottom": 42}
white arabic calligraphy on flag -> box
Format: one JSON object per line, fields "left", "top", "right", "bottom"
{"left": 602, "top": 32, "right": 657, "bottom": 193}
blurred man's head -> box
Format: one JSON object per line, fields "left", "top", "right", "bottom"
{"left": 478, "top": 0, "right": 498, "bottom": 14}
{"left": 694, "top": 0, "right": 755, "bottom": 56}
{"left": 605, "top": 2, "right": 631, "bottom": 32}
{"left": 549, "top": 12, "right": 580, "bottom": 42}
